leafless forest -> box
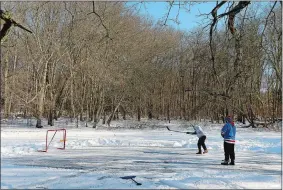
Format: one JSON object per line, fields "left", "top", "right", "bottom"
{"left": 1, "top": 2, "right": 281, "bottom": 128}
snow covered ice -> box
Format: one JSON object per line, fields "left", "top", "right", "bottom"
{"left": 1, "top": 118, "right": 282, "bottom": 189}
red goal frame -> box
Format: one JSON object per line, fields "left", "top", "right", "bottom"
{"left": 38, "top": 128, "right": 66, "bottom": 152}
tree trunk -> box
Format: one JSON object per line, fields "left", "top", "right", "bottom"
{"left": 248, "top": 105, "right": 256, "bottom": 128}
{"left": 36, "top": 118, "right": 43, "bottom": 128}
{"left": 166, "top": 103, "right": 170, "bottom": 123}
{"left": 47, "top": 109, "right": 54, "bottom": 126}
{"left": 137, "top": 93, "right": 141, "bottom": 121}
{"left": 107, "top": 95, "right": 124, "bottom": 126}
{"left": 47, "top": 85, "right": 55, "bottom": 126}
{"left": 76, "top": 115, "right": 79, "bottom": 128}
{"left": 36, "top": 59, "right": 49, "bottom": 128}
{"left": 147, "top": 101, "right": 153, "bottom": 120}
{"left": 3, "top": 55, "right": 10, "bottom": 118}
{"left": 70, "top": 70, "right": 76, "bottom": 119}
{"left": 119, "top": 105, "right": 126, "bottom": 120}
{"left": 137, "top": 104, "right": 141, "bottom": 121}
{"left": 102, "top": 110, "right": 106, "bottom": 124}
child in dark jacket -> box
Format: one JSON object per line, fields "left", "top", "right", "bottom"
{"left": 187, "top": 126, "right": 208, "bottom": 154}
{"left": 221, "top": 116, "right": 236, "bottom": 165}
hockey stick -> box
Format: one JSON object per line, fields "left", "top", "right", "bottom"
{"left": 188, "top": 123, "right": 196, "bottom": 128}
{"left": 131, "top": 178, "right": 142, "bottom": 186}
{"left": 166, "top": 126, "right": 188, "bottom": 133}
{"left": 120, "top": 176, "right": 142, "bottom": 186}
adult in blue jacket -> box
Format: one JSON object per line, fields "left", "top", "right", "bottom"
{"left": 221, "top": 116, "right": 236, "bottom": 165}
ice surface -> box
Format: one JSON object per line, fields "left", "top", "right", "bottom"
{"left": 1, "top": 118, "right": 282, "bottom": 189}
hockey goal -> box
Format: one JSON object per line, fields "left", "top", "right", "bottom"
{"left": 38, "top": 129, "right": 66, "bottom": 152}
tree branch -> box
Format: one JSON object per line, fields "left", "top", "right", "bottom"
{"left": 209, "top": 1, "right": 226, "bottom": 85}
{"left": 88, "top": 1, "right": 112, "bottom": 40}
{"left": 0, "top": 9, "right": 32, "bottom": 41}
{"left": 260, "top": 1, "right": 278, "bottom": 45}
{"left": 217, "top": 1, "right": 250, "bottom": 20}
{"left": 185, "top": 89, "right": 231, "bottom": 99}
{"left": 164, "top": 1, "right": 174, "bottom": 26}
{"left": 226, "top": 1, "right": 250, "bottom": 35}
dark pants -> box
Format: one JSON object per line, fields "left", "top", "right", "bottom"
{"left": 224, "top": 142, "right": 235, "bottom": 162}
{"left": 197, "top": 135, "right": 207, "bottom": 152}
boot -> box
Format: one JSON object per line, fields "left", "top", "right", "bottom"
{"left": 203, "top": 149, "right": 208, "bottom": 154}
{"left": 196, "top": 148, "right": 202, "bottom": 154}
{"left": 221, "top": 160, "right": 229, "bottom": 165}
{"left": 229, "top": 160, "right": 235, "bottom": 165}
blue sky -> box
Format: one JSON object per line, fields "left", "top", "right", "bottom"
{"left": 126, "top": 2, "right": 272, "bottom": 32}
{"left": 126, "top": 2, "right": 227, "bottom": 32}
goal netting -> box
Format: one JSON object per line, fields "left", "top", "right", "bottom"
{"left": 38, "top": 129, "right": 66, "bottom": 152}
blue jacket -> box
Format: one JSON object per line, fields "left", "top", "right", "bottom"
{"left": 221, "top": 123, "right": 236, "bottom": 144}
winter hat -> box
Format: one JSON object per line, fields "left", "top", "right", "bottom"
{"left": 225, "top": 116, "right": 232, "bottom": 123}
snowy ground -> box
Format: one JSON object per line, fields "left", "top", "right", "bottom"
{"left": 1, "top": 118, "right": 282, "bottom": 189}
